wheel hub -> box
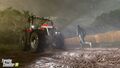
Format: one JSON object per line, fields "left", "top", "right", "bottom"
{"left": 30, "top": 37, "right": 38, "bottom": 50}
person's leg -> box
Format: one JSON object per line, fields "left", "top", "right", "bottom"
{"left": 82, "top": 36, "right": 85, "bottom": 43}
{"left": 79, "top": 35, "right": 83, "bottom": 48}
{"left": 85, "top": 42, "right": 92, "bottom": 48}
{"left": 82, "top": 34, "right": 92, "bottom": 48}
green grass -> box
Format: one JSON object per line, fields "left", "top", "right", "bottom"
{"left": 0, "top": 44, "right": 21, "bottom": 53}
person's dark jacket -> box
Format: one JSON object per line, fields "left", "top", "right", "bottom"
{"left": 77, "top": 25, "right": 86, "bottom": 38}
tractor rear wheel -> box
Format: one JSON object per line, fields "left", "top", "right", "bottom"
{"left": 29, "top": 31, "right": 46, "bottom": 53}
{"left": 20, "top": 32, "right": 30, "bottom": 51}
{"left": 30, "top": 32, "right": 39, "bottom": 52}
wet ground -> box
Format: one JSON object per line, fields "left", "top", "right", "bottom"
{"left": 26, "top": 48, "right": 120, "bottom": 68}
{"left": 0, "top": 41, "right": 120, "bottom": 68}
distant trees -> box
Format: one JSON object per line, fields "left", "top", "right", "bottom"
{"left": 0, "top": 7, "right": 31, "bottom": 44}
{"left": 90, "top": 9, "right": 120, "bottom": 34}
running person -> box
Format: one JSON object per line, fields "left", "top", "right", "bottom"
{"left": 77, "top": 25, "right": 86, "bottom": 47}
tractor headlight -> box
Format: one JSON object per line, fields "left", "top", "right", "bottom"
{"left": 55, "top": 32, "right": 58, "bottom": 35}
{"left": 31, "top": 25, "right": 35, "bottom": 29}
{"left": 55, "top": 31, "right": 60, "bottom": 35}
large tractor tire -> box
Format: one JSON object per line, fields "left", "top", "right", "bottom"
{"left": 19, "top": 32, "right": 30, "bottom": 51}
{"left": 29, "top": 31, "right": 46, "bottom": 53}
{"left": 29, "top": 32, "right": 39, "bottom": 52}
{"left": 44, "top": 31, "right": 65, "bottom": 51}
{"left": 54, "top": 32, "right": 65, "bottom": 50}
{"left": 20, "top": 31, "right": 46, "bottom": 53}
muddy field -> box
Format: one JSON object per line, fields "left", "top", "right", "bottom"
{"left": 0, "top": 35, "right": 120, "bottom": 68}
{"left": 0, "top": 43, "right": 120, "bottom": 68}
{"left": 25, "top": 48, "right": 120, "bottom": 68}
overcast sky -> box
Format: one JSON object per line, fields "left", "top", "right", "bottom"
{"left": 0, "top": 0, "right": 120, "bottom": 23}
{"left": 1, "top": 0, "right": 120, "bottom": 37}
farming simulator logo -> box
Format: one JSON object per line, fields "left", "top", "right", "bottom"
{"left": 1, "top": 59, "right": 19, "bottom": 67}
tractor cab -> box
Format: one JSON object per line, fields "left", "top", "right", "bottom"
{"left": 26, "top": 15, "right": 56, "bottom": 35}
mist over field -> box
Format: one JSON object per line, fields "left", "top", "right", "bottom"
{"left": 0, "top": 1, "right": 120, "bottom": 68}
{"left": 0, "top": 0, "right": 120, "bottom": 25}
{"left": 0, "top": 0, "right": 120, "bottom": 42}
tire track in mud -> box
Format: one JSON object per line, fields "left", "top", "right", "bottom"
{"left": 26, "top": 48, "right": 120, "bottom": 68}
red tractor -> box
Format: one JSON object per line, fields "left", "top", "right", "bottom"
{"left": 20, "top": 15, "right": 65, "bottom": 52}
